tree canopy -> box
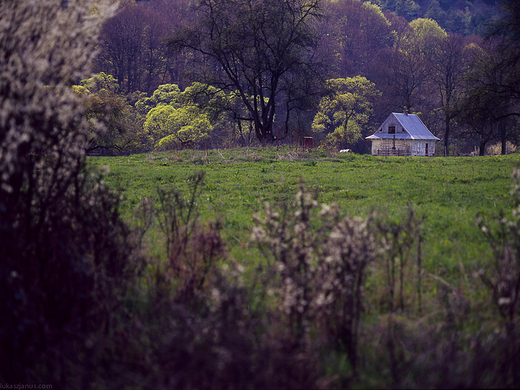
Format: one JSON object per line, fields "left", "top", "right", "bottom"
{"left": 312, "top": 77, "right": 380, "bottom": 149}
{"left": 171, "top": 0, "right": 324, "bottom": 145}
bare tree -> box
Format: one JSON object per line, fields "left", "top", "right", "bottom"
{"left": 96, "top": 1, "right": 172, "bottom": 94}
{"left": 427, "top": 34, "right": 468, "bottom": 156}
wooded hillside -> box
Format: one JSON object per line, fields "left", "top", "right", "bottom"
{"left": 376, "top": 0, "right": 498, "bottom": 35}
{"left": 90, "top": 0, "right": 518, "bottom": 156}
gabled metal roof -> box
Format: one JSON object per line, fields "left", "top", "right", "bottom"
{"left": 366, "top": 113, "right": 440, "bottom": 141}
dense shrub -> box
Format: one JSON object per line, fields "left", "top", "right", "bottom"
{"left": 0, "top": 0, "right": 132, "bottom": 385}
{"left": 251, "top": 185, "right": 378, "bottom": 372}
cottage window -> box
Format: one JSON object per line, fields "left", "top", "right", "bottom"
{"left": 388, "top": 126, "right": 395, "bottom": 134}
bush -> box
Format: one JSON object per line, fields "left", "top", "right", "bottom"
{"left": 486, "top": 141, "right": 517, "bottom": 155}
{"left": 251, "top": 184, "right": 378, "bottom": 376}
{"left": 0, "top": 0, "right": 133, "bottom": 385}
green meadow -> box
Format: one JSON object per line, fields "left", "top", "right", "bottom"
{"left": 84, "top": 147, "right": 520, "bottom": 386}
{"left": 88, "top": 147, "right": 519, "bottom": 280}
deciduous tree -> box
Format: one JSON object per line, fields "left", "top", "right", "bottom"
{"left": 96, "top": 0, "right": 172, "bottom": 94}
{"left": 171, "top": 0, "right": 324, "bottom": 145}
{"left": 75, "top": 72, "right": 149, "bottom": 153}
{"left": 323, "top": 0, "right": 394, "bottom": 77}
{"left": 142, "top": 86, "right": 216, "bottom": 149}
{"left": 458, "top": 0, "right": 520, "bottom": 154}
{"left": 311, "top": 76, "right": 380, "bottom": 149}
{"left": 427, "top": 34, "right": 468, "bottom": 155}
{"left": 371, "top": 17, "right": 446, "bottom": 121}
{"left": 156, "top": 106, "right": 213, "bottom": 149}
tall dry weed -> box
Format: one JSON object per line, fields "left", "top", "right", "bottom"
{"left": 251, "top": 184, "right": 378, "bottom": 375}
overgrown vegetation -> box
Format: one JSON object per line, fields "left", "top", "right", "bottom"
{"left": 0, "top": 0, "right": 132, "bottom": 385}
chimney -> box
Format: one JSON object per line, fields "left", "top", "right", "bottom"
{"left": 404, "top": 110, "right": 409, "bottom": 116}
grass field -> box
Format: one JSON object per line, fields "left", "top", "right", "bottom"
{"left": 88, "top": 147, "right": 519, "bottom": 278}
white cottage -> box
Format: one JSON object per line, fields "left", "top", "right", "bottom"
{"left": 366, "top": 112, "right": 439, "bottom": 156}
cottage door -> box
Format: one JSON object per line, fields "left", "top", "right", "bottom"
{"left": 425, "top": 143, "right": 429, "bottom": 156}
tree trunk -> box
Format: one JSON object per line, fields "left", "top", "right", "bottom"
{"left": 444, "top": 111, "right": 451, "bottom": 156}
{"left": 479, "top": 140, "right": 487, "bottom": 156}
{"left": 500, "top": 117, "right": 507, "bottom": 155}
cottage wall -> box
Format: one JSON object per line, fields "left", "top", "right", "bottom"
{"left": 411, "top": 141, "right": 435, "bottom": 156}
{"left": 376, "top": 119, "right": 407, "bottom": 135}
{"left": 371, "top": 139, "right": 411, "bottom": 156}
{"left": 371, "top": 139, "right": 436, "bottom": 156}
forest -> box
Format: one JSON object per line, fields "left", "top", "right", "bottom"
{"left": 84, "top": 0, "right": 520, "bottom": 156}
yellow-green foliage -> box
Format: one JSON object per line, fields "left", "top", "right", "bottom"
{"left": 401, "top": 17, "right": 447, "bottom": 53}
{"left": 362, "top": 1, "right": 390, "bottom": 26}
{"left": 135, "top": 83, "right": 182, "bottom": 114}
{"left": 144, "top": 105, "right": 176, "bottom": 144}
{"left": 149, "top": 105, "right": 213, "bottom": 150}
{"left": 312, "top": 76, "right": 380, "bottom": 148}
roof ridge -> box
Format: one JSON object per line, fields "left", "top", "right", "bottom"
{"left": 391, "top": 113, "right": 409, "bottom": 137}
